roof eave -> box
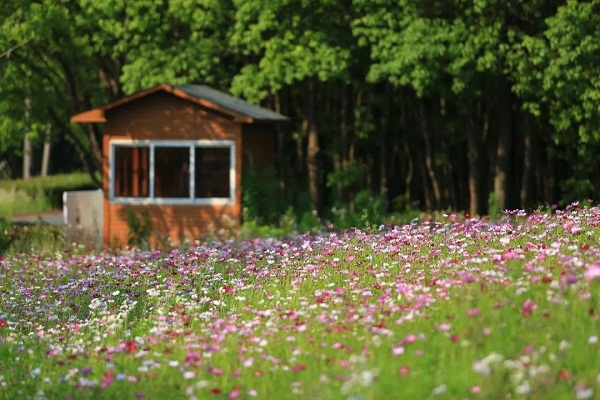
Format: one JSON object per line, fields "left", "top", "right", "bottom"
{"left": 70, "top": 108, "right": 107, "bottom": 123}
{"left": 233, "top": 116, "right": 254, "bottom": 123}
{"left": 252, "top": 117, "right": 290, "bottom": 123}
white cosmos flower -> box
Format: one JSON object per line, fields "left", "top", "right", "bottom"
{"left": 515, "top": 381, "right": 531, "bottom": 395}
{"left": 358, "top": 369, "right": 378, "bottom": 387}
{"left": 433, "top": 384, "right": 447, "bottom": 395}
{"left": 576, "top": 388, "right": 594, "bottom": 400}
{"left": 472, "top": 360, "right": 491, "bottom": 376}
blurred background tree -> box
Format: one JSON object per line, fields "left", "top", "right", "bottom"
{"left": 1, "top": 0, "right": 599, "bottom": 219}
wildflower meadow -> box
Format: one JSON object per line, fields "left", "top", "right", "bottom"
{"left": 1, "top": 204, "right": 599, "bottom": 400}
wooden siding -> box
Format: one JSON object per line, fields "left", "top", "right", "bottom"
{"left": 105, "top": 91, "right": 239, "bottom": 140}
{"left": 102, "top": 91, "right": 242, "bottom": 247}
{"left": 106, "top": 204, "right": 240, "bottom": 247}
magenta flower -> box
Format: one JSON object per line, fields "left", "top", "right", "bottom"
{"left": 291, "top": 364, "right": 307, "bottom": 372}
{"left": 521, "top": 300, "right": 537, "bottom": 316}
{"left": 100, "top": 370, "right": 113, "bottom": 389}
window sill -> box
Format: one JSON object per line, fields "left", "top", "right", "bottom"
{"left": 109, "top": 197, "right": 235, "bottom": 206}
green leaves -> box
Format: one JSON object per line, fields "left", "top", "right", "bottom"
{"left": 230, "top": 0, "right": 352, "bottom": 101}
{"left": 2, "top": 0, "right": 600, "bottom": 207}
{"left": 543, "top": 0, "right": 600, "bottom": 139}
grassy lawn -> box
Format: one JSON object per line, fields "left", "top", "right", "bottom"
{"left": 0, "top": 204, "right": 598, "bottom": 399}
{"left": 0, "top": 172, "right": 95, "bottom": 217}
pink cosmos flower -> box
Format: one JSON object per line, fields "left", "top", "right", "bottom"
{"left": 470, "top": 385, "right": 482, "bottom": 393}
{"left": 466, "top": 308, "right": 480, "bottom": 317}
{"left": 501, "top": 251, "right": 516, "bottom": 261}
{"left": 522, "top": 344, "right": 534, "bottom": 355}
{"left": 404, "top": 334, "right": 416, "bottom": 343}
{"left": 561, "top": 273, "right": 578, "bottom": 286}
{"left": 398, "top": 366, "right": 410, "bottom": 375}
{"left": 584, "top": 264, "right": 600, "bottom": 281}
{"left": 437, "top": 323, "right": 452, "bottom": 331}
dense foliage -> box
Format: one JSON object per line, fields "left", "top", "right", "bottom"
{"left": 2, "top": 0, "right": 600, "bottom": 217}
{"left": 1, "top": 205, "right": 599, "bottom": 399}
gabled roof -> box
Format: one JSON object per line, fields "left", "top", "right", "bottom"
{"left": 71, "top": 83, "right": 289, "bottom": 124}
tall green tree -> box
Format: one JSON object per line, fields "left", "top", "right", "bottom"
{"left": 79, "top": 0, "right": 235, "bottom": 94}
{"left": 230, "top": 0, "right": 354, "bottom": 213}
{"left": 354, "top": 0, "right": 565, "bottom": 213}
{"left": 539, "top": 0, "right": 600, "bottom": 200}
{"left": 1, "top": 0, "right": 234, "bottom": 183}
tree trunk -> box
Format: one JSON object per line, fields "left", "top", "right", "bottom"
{"left": 340, "top": 84, "right": 349, "bottom": 167}
{"left": 417, "top": 150, "right": 431, "bottom": 210}
{"left": 403, "top": 140, "right": 413, "bottom": 202}
{"left": 493, "top": 83, "right": 512, "bottom": 211}
{"left": 306, "top": 77, "right": 320, "bottom": 213}
{"left": 23, "top": 94, "right": 32, "bottom": 179}
{"left": 520, "top": 117, "right": 533, "bottom": 209}
{"left": 379, "top": 86, "right": 392, "bottom": 201}
{"left": 84, "top": 124, "right": 103, "bottom": 182}
{"left": 466, "top": 102, "right": 488, "bottom": 216}
{"left": 338, "top": 83, "right": 349, "bottom": 203}
{"left": 466, "top": 117, "right": 479, "bottom": 216}
{"left": 273, "top": 90, "right": 288, "bottom": 199}
{"left": 380, "top": 140, "right": 387, "bottom": 199}
{"left": 41, "top": 124, "right": 51, "bottom": 177}
{"left": 417, "top": 100, "right": 442, "bottom": 209}
{"left": 23, "top": 138, "right": 32, "bottom": 179}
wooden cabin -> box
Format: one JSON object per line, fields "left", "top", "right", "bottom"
{"left": 71, "top": 83, "right": 288, "bottom": 247}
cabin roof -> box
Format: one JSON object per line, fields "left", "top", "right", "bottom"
{"left": 71, "top": 83, "right": 289, "bottom": 124}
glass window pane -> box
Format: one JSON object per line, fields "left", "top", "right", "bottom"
{"left": 114, "top": 146, "right": 149, "bottom": 198}
{"left": 195, "top": 147, "right": 231, "bottom": 198}
{"left": 154, "top": 147, "right": 190, "bottom": 198}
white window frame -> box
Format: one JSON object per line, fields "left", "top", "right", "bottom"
{"left": 109, "top": 139, "right": 236, "bottom": 206}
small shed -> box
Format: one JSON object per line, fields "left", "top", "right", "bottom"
{"left": 71, "top": 83, "right": 288, "bottom": 247}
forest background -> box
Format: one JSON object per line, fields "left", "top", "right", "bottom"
{"left": 2, "top": 0, "right": 600, "bottom": 224}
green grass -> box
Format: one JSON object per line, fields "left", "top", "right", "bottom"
{"left": 0, "top": 172, "right": 96, "bottom": 217}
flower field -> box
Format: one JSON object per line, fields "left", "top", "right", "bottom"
{"left": 1, "top": 205, "right": 599, "bottom": 400}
